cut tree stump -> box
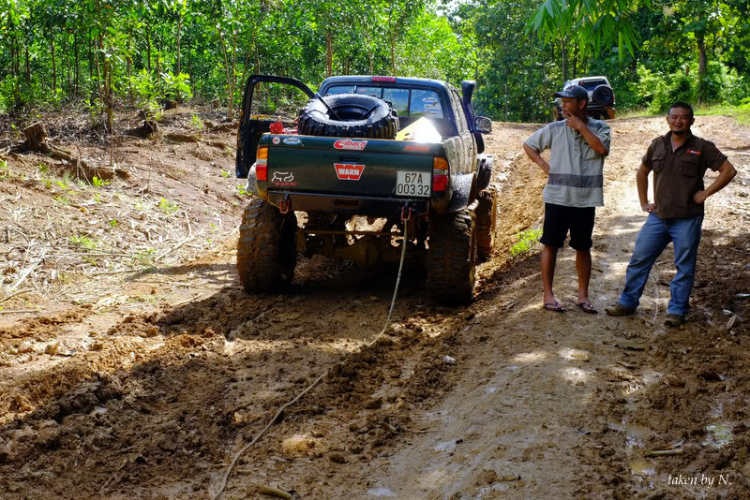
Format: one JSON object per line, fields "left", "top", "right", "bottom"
{"left": 23, "top": 123, "right": 48, "bottom": 149}
{"left": 16, "top": 122, "right": 129, "bottom": 181}
{"left": 143, "top": 120, "right": 158, "bottom": 136}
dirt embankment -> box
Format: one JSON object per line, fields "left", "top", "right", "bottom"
{"left": 0, "top": 111, "right": 748, "bottom": 500}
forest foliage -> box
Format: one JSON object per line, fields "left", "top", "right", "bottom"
{"left": 1, "top": 0, "right": 748, "bottom": 125}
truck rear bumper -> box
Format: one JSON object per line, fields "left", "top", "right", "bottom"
{"left": 267, "top": 190, "right": 430, "bottom": 217}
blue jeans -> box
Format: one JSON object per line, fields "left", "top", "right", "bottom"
{"left": 618, "top": 213, "right": 703, "bottom": 316}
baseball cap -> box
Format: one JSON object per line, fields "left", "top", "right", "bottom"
{"left": 553, "top": 85, "right": 588, "bottom": 102}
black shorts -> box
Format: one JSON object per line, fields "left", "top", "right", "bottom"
{"left": 540, "top": 203, "right": 596, "bottom": 250}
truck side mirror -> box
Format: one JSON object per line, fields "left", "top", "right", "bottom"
{"left": 474, "top": 116, "right": 492, "bottom": 134}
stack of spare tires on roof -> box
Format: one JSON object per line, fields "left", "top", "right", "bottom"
{"left": 297, "top": 94, "right": 399, "bottom": 139}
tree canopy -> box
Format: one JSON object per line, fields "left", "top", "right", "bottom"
{"left": 1, "top": 0, "right": 747, "bottom": 124}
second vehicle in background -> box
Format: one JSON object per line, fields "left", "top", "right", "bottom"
{"left": 553, "top": 76, "right": 615, "bottom": 121}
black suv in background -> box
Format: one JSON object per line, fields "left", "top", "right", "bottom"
{"left": 553, "top": 76, "right": 615, "bottom": 121}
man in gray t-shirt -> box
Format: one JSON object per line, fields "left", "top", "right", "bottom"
{"left": 523, "top": 85, "right": 611, "bottom": 314}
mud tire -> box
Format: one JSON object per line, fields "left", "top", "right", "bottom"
{"left": 237, "top": 199, "right": 297, "bottom": 293}
{"left": 427, "top": 209, "right": 477, "bottom": 304}
{"left": 297, "top": 94, "right": 398, "bottom": 139}
{"left": 475, "top": 187, "right": 497, "bottom": 262}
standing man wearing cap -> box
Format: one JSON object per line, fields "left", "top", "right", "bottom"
{"left": 605, "top": 102, "right": 736, "bottom": 326}
{"left": 522, "top": 85, "right": 611, "bottom": 313}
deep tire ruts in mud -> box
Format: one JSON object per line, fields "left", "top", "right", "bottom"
{"left": 475, "top": 187, "right": 497, "bottom": 262}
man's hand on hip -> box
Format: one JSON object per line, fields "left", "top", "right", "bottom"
{"left": 693, "top": 191, "right": 708, "bottom": 204}
{"left": 641, "top": 202, "right": 656, "bottom": 213}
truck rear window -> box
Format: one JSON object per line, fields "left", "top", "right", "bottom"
{"left": 410, "top": 90, "right": 443, "bottom": 119}
{"left": 325, "top": 85, "right": 443, "bottom": 119}
{"left": 577, "top": 79, "right": 607, "bottom": 91}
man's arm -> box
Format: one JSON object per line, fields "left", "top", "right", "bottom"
{"left": 564, "top": 114, "right": 608, "bottom": 156}
{"left": 693, "top": 160, "right": 737, "bottom": 204}
{"left": 523, "top": 143, "right": 549, "bottom": 175}
{"left": 636, "top": 163, "right": 655, "bottom": 213}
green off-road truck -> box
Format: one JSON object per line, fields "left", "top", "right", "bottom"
{"left": 235, "top": 75, "right": 496, "bottom": 304}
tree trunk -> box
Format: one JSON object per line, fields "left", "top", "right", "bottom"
{"left": 230, "top": 31, "right": 237, "bottom": 120}
{"left": 561, "top": 37, "right": 568, "bottom": 83}
{"left": 254, "top": 35, "right": 261, "bottom": 74}
{"left": 176, "top": 14, "right": 183, "bottom": 103}
{"left": 146, "top": 29, "right": 152, "bottom": 73}
{"left": 127, "top": 54, "right": 133, "bottom": 104}
{"left": 388, "top": 2, "right": 397, "bottom": 75}
{"left": 176, "top": 14, "right": 182, "bottom": 76}
{"left": 572, "top": 42, "right": 578, "bottom": 79}
{"left": 504, "top": 78, "right": 509, "bottom": 120}
{"left": 94, "top": 38, "right": 103, "bottom": 109}
{"left": 697, "top": 34, "right": 707, "bottom": 104}
{"left": 65, "top": 34, "right": 72, "bottom": 97}
{"left": 326, "top": 33, "right": 333, "bottom": 77}
{"left": 106, "top": 60, "right": 114, "bottom": 132}
{"left": 389, "top": 29, "right": 397, "bottom": 76}
{"left": 216, "top": 27, "right": 234, "bottom": 120}
{"left": 89, "top": 30, "right": 93, "bottom": 79}
{"left": 51, "top": 36, "right": 57, "bottom": 94}
{"left": 74, "top": 32, "right": 79, "bottom": 97}
{"left": 24, "top": 40, "right": 31, "bottom": 84}
{"left": 12, "top": 37, "right": 21, "bottom": 107}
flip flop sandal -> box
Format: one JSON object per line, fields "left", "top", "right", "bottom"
{"left": 577, "top": 302, "right": 598, "bottom": 314}
{"left": 543, "top": 302, "right": 566, "bottom": 313}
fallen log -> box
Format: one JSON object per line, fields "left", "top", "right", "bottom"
{"left": 165, "top": 132, "right": 200, "bottom": 143}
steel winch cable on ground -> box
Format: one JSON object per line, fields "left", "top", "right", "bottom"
{"left": 211, "top": 221, "right": 410, "bottom": 500}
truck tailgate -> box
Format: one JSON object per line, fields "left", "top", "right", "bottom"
{"left": 266, "top": 136, "right": 436, "bottom": 198}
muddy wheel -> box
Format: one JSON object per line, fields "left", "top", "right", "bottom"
{"left": 426, "top": 208, "right": 476, "bottom": 304}
{"left": 475, "top": 187, "right": 497, "bottom": 262}
{"left": 237, "top": 199, "right": 297, "bottom": 293}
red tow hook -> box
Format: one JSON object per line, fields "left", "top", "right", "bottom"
{"left": 401, "top": 206, "right": 413, "bottom": 221}
{"left": 279, "top": 194, "right": 291, "bottom": 215}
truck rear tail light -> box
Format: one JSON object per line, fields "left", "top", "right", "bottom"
{"left": 433, "top": 174, "right": 449, "bottom": 192}
{"left": 433, "top": 157, "right": 449, "bottom": 192}
{"left": 256, "top": 146, "right": 268, "bottom": 181}
{"left": 371, "top": 76, "right": 396, "bottom": 83}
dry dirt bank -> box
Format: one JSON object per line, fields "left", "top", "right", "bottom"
{"left": 0, "top": 112, "right": 748, "bottom": 500}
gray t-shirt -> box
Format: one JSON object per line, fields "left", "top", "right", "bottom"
{"left": 524, "top": 119, "right": 611, "bottom": 207}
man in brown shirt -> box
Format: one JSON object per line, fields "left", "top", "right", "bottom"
{"left": 606, "top": 102, "right": 736, "bottom": 326}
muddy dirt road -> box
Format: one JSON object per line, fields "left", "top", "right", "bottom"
{"left": 0, "top": 112, "right": 748, "bottom": 500}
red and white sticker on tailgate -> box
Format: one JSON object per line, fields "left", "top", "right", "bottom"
{"left": 334, "top": 163, "right": 365, "bottom": 181}
{"left": 333, "top": 139, "right": 368, "bottom": 151}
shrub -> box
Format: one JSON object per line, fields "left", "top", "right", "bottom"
{"left": 510, "top": 229, "right": 542, "bottom": 258}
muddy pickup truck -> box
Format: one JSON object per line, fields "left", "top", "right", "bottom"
{"left": 235, "top": 75, "right": 496, "bottom": 304}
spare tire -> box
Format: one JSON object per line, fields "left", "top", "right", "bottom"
{"left": 592, "top": 85, "right": 614, "bottom": 106}
{"left": 297, "top": 94, "right": 399, "bottom": 139}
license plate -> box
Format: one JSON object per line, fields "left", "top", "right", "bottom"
{"left": 396, "top": 171, "right": 431, "bottom": 198}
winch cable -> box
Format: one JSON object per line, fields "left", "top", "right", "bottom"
{"left": 211, "top": 220, "right": 410, "bottom": 500}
